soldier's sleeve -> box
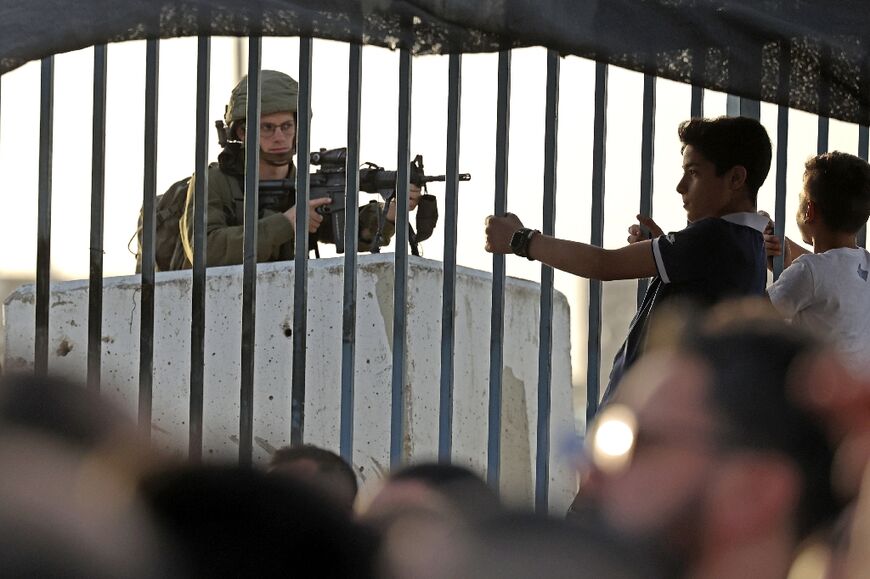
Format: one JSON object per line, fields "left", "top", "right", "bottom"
{"left": 357, "top": 200, "right": 395, "bottom": 251}
{"left": 184, "top": 169, "right": 295, "bottom": 267}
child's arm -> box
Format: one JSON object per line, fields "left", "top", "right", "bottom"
{"left": 485, "top": 213, "right": 657, "bottom": 281}
{"left": 765, "top": 232, "right": 811, "bottom": 270}
{"left": 760, "top": 211, "right": 811, "bottom": 270}
{"left": 782, "top": 237, "right": 810, "bottom": 268}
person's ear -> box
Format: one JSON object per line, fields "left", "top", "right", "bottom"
{"left": 729, "top": 165, "right": 748, "bottom": 192}
{"left": 235, "top": 123, "right": 246, "bottom": 142}
{"left": 805, "top": 199, "right": 816, "bottom": 223}
{"left": 708, "top": 453, "right": 800, "bottom": 542}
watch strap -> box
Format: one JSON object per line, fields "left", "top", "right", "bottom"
{"left": 512, "top": 228, "right": 540, "bottom": 260}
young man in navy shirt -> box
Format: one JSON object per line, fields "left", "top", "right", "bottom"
{"left": 484, "top": 116, "right": 772, "bottom": 402}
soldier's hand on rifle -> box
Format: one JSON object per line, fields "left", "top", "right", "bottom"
{"left": 284, "top": 197, "right": 332, "bottom": 234}
{"left": 484, "top": 212, "right": 524, "bottom": 254}
{"left": 386, "top": 184, "right": 423, "bottom": 223}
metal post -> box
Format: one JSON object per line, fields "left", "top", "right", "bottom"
{"left": 535, "top": 50, "right": 559, "bottom": 514}
{"left": 773, "top": 43, "right": 791, "bottom": 280}
{"left": 438, "top": 54, "right": 462, "bottom": 463}
{"left": 87, "top": 45, "right": 108, "bottom": 392}
{"left": 35, "top": 57, "right": 54, "bottom": 377}
{"left": 586, "top": 62, "right": 608, "bottom": 423}
{"left": 390, "top": 47, "right": 412, "bottom": 468}
{"left": 690, "top": 49, "right": 704, "bottom": 118}
{"left": 817, "top": 45, "right": 831, "bottom": 155}
{"left": 239, "top": 38, "right": 262, "bottom": 467}
{"left": 139, "top": 39, "right": 159, "bottom": 441}
{"left": 340, "top": 43, "right": 363, "bottom": 462}
{"left": 291, "top": 37, "right": 314, "bottom": 446}
{"left": 691, "top": 85, "right": 704, "bottom": 118}
{"left": 189, "top": 36, "right": 210, "bottom": 463}
{"left": 637, "top": 74, "right": 656, "bottom": 307}
{"left": 488, "top": 49, "right": 511, "bottom": 490}
{"left": 859, "top": 126, "right": 869, "bottom": 248}
{"left": 438, "top": 53, "right": 462, "bottom": 463}
{"left": 726, "top": 95, "right": 760, "bottom": 119}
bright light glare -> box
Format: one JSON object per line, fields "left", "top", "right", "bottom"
{"left": 589, "top": 405, "right": 638, "bottom": 474}
{"left": 595, "top": 419, "right": 635, "bottom": 457}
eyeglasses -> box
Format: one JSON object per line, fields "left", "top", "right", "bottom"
{"left": 259, "top": 121, "right": 295, "bottom": 137}
{"left": 584, "top": 403, "right": 734, "bottom": 476}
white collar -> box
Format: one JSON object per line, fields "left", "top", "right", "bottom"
{"left": 720, "top": 212, "right": 769, "bottom": 233}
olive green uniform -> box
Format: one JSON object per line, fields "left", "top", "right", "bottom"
{"left": 178, "top": 146, "right": 395, "bottom": 268}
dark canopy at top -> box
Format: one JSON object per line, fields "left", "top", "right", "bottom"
{"left": 3, "top": 0, "right": 870, "bottom": 125}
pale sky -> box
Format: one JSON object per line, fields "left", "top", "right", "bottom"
{"left": 0, "top": 37, "right": 863, "bottom": 389}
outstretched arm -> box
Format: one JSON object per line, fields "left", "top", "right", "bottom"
{"left": 484, "top": 213, "right": 657, "bottom": 281}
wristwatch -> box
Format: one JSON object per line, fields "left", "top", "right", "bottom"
{"left": 509, "top": 228, "right": 539, "bottom": 260}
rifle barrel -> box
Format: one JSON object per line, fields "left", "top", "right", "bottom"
{"left": 424, "top": 173, "right": 471, "bottom": 183}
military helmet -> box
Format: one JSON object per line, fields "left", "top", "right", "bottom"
{"left": 224, "top": 69, "right": 298, "bottom": 125}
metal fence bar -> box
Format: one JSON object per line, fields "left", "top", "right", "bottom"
{"left": 390, "top": 47, "right": 412, "bottom": 468}
{"left": 859, "top": 125, "right": 868, "bottom": 248}
{"left": 488, "top": 49, "right": 511, "bottom": 489}
{"left": 817, "top": 116, "right": 829, "bottom": 154}
{"left": 773, "top": 44, "right": 791, "bottom": 280}
{"left": 188, "top": 36, "right": 210, "bottom": 463}
{"left": 818, "top": 46, "right": 831, "bottom": 155}
{"left": 291, "top": 37, "right": 314, "bottom": 446}
{"left": 773, "top": 106, "right": 789, "bottom": 280}
{"left": 239, "top": 38, "right": 262, "bottom": 467}
{"left": 35, "top": 56, "right": 54, "bottom": 377}
{"left": 139, "top": 39, "right": 159, "bottom": 440}
{"left": 691, "top": 50, "right": 703, "bottom": 118}
{"left": 726, "top": 95, "right": 760, "bottom": 119}
{"left": 691, "top": 85, "right": 704, "bottom": 118}
{"left": 438, "top": 53, "right": 462, "bottom": 463}
{"left": 87, "top": 44, "right": 108, "bottom": 393}
{"left": 535, "top": 49, "right": 559, "bottom": 514}
{"left": 340, "top": 43, "right": 363, "bottom": 462}
{"left": 586, "top": 62, "right": 608, "bottom": 423}
{"left": 637, "top": 74, "right": 655, "bottom": 307}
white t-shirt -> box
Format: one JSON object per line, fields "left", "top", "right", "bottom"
{"left": 767, "top": 247, "right": 870, "bottom": 378}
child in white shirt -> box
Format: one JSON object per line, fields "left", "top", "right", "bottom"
{"left": 766, "top": 151, "right": 870, "bottom": 378}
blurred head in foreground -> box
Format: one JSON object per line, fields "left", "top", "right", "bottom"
{"left": 140, "top": 464, "right": 376, "bottom": 578}
{"left": 0, "top": 372, "right": 179, "bottom": 578}
{"left": 451, "top": 511, "right": 670, "bottom": 579}
{"left": 362, "top": 462, "right": 502, "bottom": 579}
{"left": 268, "top": 444, "right": 358, "bottom": 514}
{"left": 571, "top": 300, "right": 841, "bottom": 578}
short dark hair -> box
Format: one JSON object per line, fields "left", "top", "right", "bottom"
{"left": 678, "top": 116, "right": 772, "bottom": 202}
{"left": 681, "top": 309, "right": 840, "bottom": 539}
{"left": 804, "top": 151, "right": 870, "bottom": 234}
{"left": 269, "top": 444, "right": 358, "bottom": 499}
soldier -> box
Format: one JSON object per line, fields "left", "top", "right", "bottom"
{"left": 176, "top": 70, "right": 421, "bottom": 268}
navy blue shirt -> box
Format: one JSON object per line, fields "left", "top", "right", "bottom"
{"left": 602, "top": 212, "right": 769, "bottom": 403}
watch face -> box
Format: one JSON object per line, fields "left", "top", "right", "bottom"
{"left": 509, "top": 229, "right": 526, "bottom": 253}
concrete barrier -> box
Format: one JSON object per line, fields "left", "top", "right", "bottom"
{"left": 3, "top": 254, "right": 576, "bottom": 511}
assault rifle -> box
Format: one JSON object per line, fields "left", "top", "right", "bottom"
{"left": 258, "top": 147, "right": 470, "bottom": 255}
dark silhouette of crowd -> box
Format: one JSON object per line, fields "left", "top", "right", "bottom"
{"left": 1, "top": 299, "right": 868, "bottom": 578}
